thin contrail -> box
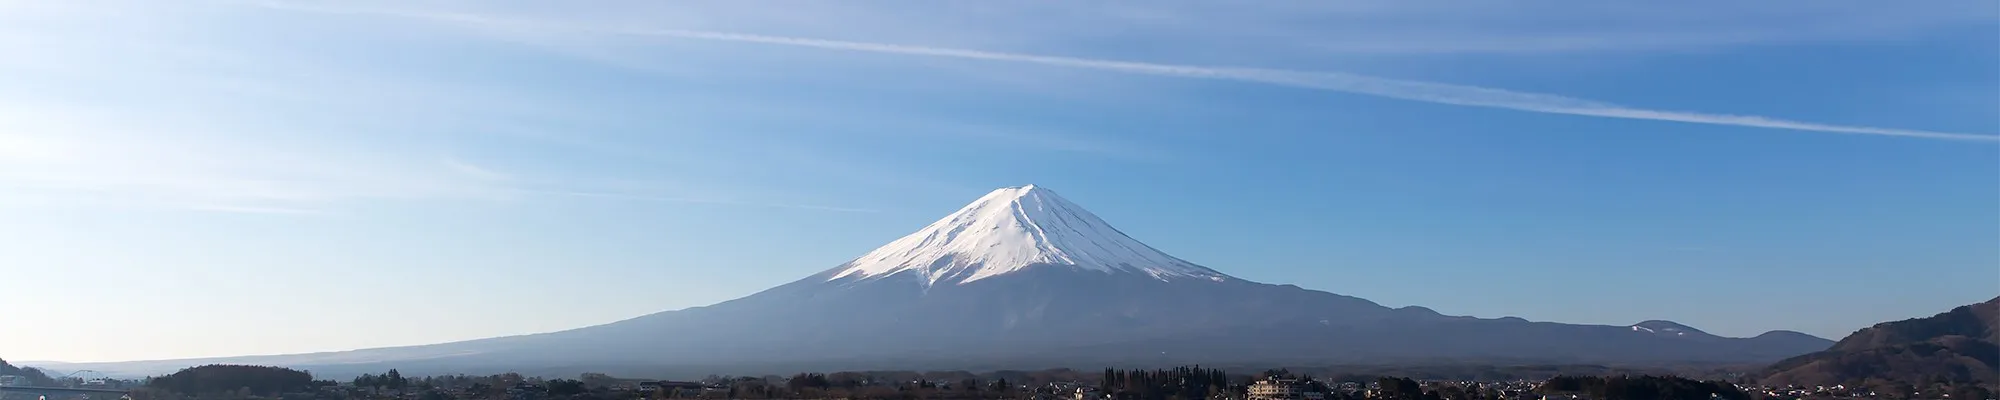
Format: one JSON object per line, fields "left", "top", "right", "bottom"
{"left": 265, "top": 2, "right": 2000, "bottom": 143}
{"left": 617, "top": 29, "right": 1995, "bottom": 143}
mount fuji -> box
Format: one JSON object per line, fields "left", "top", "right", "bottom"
{"left": 48, "top": 185, "right": 1831, "bottom": 377}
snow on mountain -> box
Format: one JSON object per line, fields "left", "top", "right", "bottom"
{"left": 1630, "top": 320, "right": 1713, "bottom": 338}
{"left": 827, "top": 184, "right": 1231, "bottom": 286}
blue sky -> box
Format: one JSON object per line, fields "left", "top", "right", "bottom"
{"left": 2, "top": 0, "right": 1995, "bottom": 362}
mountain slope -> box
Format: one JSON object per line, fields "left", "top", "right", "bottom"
{"left": 1759, "top": 296, "right": 2000, "bottom": 386}
{"left": 49, "top": 185, "right": 1832, "bottom": 377}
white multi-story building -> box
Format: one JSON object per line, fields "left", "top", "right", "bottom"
{"left": 1248, "top": 379, "right": 1324, "bottom": 400}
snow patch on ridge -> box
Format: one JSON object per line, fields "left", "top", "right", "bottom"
{"left": 828, "top": 184, "right": 1230, "bottom": 286}
{"left": 1631, "top": 320, "right": 1705, "bottom": 337}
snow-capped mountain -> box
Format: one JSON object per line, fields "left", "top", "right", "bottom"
{"left": 50, "top": 185, "right": 1835, "bottom": 378}
{"left": 829, "top": 185, "right": 1229, "bottom": 285}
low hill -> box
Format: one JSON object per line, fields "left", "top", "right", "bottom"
{"left": 148, "top": 365, "right": 319, "bottom": 396}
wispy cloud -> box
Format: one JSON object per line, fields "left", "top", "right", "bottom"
{"left": 0, "top": 100, "right": 879, "bottom": 214}
{"left": 937, "top": 125, "right": 1168, "bottom": 161}
{"left": 264, "top": 3, "right": 1997, "bottom": 143}
{"left": 0, "top": 101, "right": 493, "bottom": 212}
{"left": 0, "top": 4, "right": 903, "bottom": 215}
{"left": 188, "top": 205, "right": 329, "bottom": 215}
{"left": 443, "top": 157, "right": 510, "bottom": 181}
{"left": 547, "top": 191, "right": 880, "bottom": 213}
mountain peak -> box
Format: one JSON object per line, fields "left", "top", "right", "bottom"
{"left": 826, "top": 185, "right": 1231, "bottom": 286}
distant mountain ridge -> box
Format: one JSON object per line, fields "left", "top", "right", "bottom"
{"left": 1759, "top": 296, "right": 2000, "bottom": 386}
{"left": 38, "top": 185, "right": 1833, "bottom": 378}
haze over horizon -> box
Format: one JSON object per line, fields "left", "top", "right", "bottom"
{"left": 2, "top": 0, "right": 1995, "bottom": 364}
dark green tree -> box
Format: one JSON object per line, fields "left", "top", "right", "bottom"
{"left": 386, "top": 369, "right": 408, "bottom": 394}
{"left": 1376, "top": 377, "right": 1422, "bottom": 400}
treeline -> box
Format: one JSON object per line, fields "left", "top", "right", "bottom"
{"left": 770, "top": 371, "right": 1022, "bottom": 399}
{"left": 351, "top": 369, "right": 412, "bottom": 394}
{"left": 1538, "top": 375, "right": 1746, "bottom": 400}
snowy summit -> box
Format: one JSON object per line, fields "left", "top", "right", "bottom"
{"left": 828, "top": 185, "right": 1232, "bottom": 286}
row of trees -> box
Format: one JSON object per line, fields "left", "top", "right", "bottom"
{"left": 1101, "top": 366, "right": 1233, "bottom": 400}
{"left": 1378, "top": 377, "right": 1515, "bottom": 400}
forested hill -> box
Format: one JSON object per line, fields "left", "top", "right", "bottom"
{"left": 0, "top": 358, "right": 56, "bottom": 386}
{"left": 1759, "top": 296, "right": 2000, "bottom": 386}
{"left": 146, "top": 365, "right": 322, "bottom": 396}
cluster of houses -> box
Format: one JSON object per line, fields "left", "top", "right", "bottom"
{"left": 633, "top": 381, "right": 726, "bottom": 398}
{"left": 1050, "top": 378, "right": 1539, "bottom": 400}
{"left": 1237, "top": 378, "right": 1551, "bottom": 400}
{"left": 1749, "top": 384, "right": 1885, "bottom": 399}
